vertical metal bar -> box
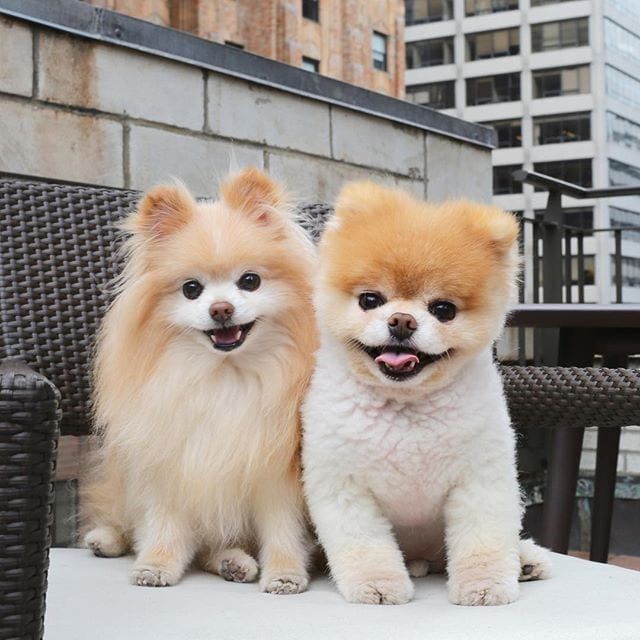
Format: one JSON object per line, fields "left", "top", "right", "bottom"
{"left": 564, "top": 229, "right": 572, "bottom": 303}
{"left": 577, "top": 231, "right": 585, "bottom": 303}
{"left": 532, "top": 220, "right": 540, "bottom": 304}
{"left": 614, "top": 229, "right": 623, "bottom": 303}
{"left": 518, "top": 220, "right": 525, "bottom": 364}
{"left": 541, "top": 190, "right": 563, "bottom": 365}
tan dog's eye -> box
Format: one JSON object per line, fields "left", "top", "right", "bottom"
{"left": 429, "top": 300, "right": 456, "bottom": 322}
{"left": 183, "top": 279, "right": 204, "bottom": 300}
{"left": 358, "top": 292, "right": 386, "bottom": 310}
{"left": 237, "top": 272, "right": 261, "bottom": 292}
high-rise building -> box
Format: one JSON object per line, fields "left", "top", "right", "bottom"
{"left": 405, "top": 0, "right": 640, "bottom": 302}
{"left": 85, "top": 0, "right": 406, "bottom": 97}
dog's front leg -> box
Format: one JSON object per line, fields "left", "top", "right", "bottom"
{"left": 130, "top": 503, "right": 196, "bottom": 587}
{"left": 444, "top": 461, "right": 522, "bottom": 606}
{"left": 306, "top": 471, "right": 413, "bottom": 605}
{"left": 254, "top": 469, "right": 310, "bottom": 595}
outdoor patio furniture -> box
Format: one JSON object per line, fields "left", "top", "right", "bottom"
{"left": 2, "top": 179, "right": 640, "bottom": 639}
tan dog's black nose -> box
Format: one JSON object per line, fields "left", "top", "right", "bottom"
{"left": 210, "top": 301, "right": 235, "bottom": 322}
{"left": 388, "top": 313, "right": 417, "bottom": 341}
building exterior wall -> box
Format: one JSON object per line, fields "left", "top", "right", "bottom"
{"left": 85, "top": 0, "right": 406, "bottom": 98}
{"left": 405, "top": 0, "right": 640, "bottom": 478}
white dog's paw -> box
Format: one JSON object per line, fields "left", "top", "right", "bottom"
{"left": 518, "top": 539, "right": 552, "bottom": 582}
{"left": 340, "top": 572, "right": 415, "bottom": 605}
{"left": 407, "top": 559, "right": 430, "bottom": 578}
{"left": 448, "top": 575, "right": 519, "bottom": 606}
{"left": 85, "top": 526, "right": 127, "bottom": 558}
{"left": 218, "top": 549, "right": 259, "bottom": 583}
{"left": 130, "top": 566, "right": 179, "bottom": 587}
{"left": 261, "top": 573, "right": 309, "bottom": 595}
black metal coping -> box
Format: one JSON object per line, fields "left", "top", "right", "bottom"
{"left": 507, "top": 304, "right": 640, "bottom": 328}
{"left": 0, "top": 0, "right": 496, "bottom": 149}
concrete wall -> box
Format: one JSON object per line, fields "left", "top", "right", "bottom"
{"left": 0, "top": 13, "right": 492, "bottom": 204}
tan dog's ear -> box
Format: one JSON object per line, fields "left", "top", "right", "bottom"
{"left": 220, "top": 167, "right": 286, "bottom": 225}
{"left": 133, "top": 183, "right": 195, "bottom": 239}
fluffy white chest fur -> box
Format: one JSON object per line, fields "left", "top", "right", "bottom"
{"left": 303, "top": 336, "right": 550, "bottom": 606}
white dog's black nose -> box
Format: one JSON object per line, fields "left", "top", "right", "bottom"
{"left": 210, "top": 301, "right": 235, "bottom": 322}
{"left": 388, "top": 313, "right": 417, "bottom": 341}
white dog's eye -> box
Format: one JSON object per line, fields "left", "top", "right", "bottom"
{"left": 237, "top": 272, "right": 261, "bottom": 292}
{"left": 358, "top": 291, "right": 386, "bottom": 310}
{"left": 429, "top": 300, "right": 457, "bottom": 322}
{"left": 182, "top": 279, "right": 204, "bottom": 300}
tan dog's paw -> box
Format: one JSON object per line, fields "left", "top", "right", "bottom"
{"left": 518, "top": 539, "right": 552, "bottom": 582}
{"left": 130, "top": 566, "right": 179, "bottom": 587}
{"left": 85, "top": 526, "right": 127, "bottom": 558}
{"left": 341, "top": 572, "right": 414, "bottom": 605}
{"left": 261, "top": 573, "right": 309, "bottom": 595}
{"left": 448, "top": 576, "right": 519, "bottom": 606}
{"left": 219, "top": 551, "right": 259, "bottom": 583}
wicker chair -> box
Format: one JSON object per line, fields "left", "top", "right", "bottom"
{"left": 1, "top": 179, "right": 640, "bottom": 640}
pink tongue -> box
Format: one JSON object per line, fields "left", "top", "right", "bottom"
{"left": 375, "top": 352, "right": 419, "bottom": 370}
{"left": 213, "top": 326, "right": 240, "bottom": 345}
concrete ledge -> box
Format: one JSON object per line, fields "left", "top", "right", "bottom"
{"left": 46, "top": 548, "right": 640, "bottom": 640}
{"left": 0, "top": 0, "right": 495, "bottom": 149}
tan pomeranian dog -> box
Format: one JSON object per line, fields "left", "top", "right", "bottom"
{"left": 303, "top": 182, "right": 551, "bottom": 606}
{"left": 83, "top": 168, "right": 316, "bottom": 594}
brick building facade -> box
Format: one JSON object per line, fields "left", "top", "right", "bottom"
{"left": 86, "top": 0, "right": 406, "bottom": 97}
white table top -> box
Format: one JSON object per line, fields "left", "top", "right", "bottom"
{"left": 46, "top": 548, "right": 640, "bottom": 640}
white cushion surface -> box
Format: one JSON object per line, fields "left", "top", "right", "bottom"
{"left": 45, "top": 548, "right": 640, "bottom": 640}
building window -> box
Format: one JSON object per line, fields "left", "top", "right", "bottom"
{"left": 405, "top": 0, "right": 453, "bottom": 25}
{"left": 534, "top": 159, "right": 592, "bottom": 188}
{"left": 608, "top": 0, "right": 640, "bottom": 25}
{"left": 406, "top": 37, "right": 454, "bottom": 69}
{"left": 532, "top": 65, "right": 590, "bottom": 98}
{"left": 302, "top": 56, "right": 320, "bottom": 72}
{"left": 466, "top": 72, "right": 520, "bottom": 105}
{"left": 225, "top": 41, "right": 244, "bottom": 50}
{"left": 302, "top": 0, "right": 319, "bottom": 21}
{"left": 531, "top": 18, "right": 589, "bottom": 52}
{"left": 493, "top": 165, "right": 523, "bottom": 194}
{"left": 606, "top": 65, "right": 640, "bottom": 110}
{"left": 406, "top": 81, "right": 455, "bottom": 109}
{"left": 531, "top": 0, "right": 574, "bottom": 5}
{"left": 607, "top": 112, "right": 640, "bottom": 152}
{"left": 466, "top": 28, "right": 519, "bottom": 61}
{"left": 534, "top": 113, "right": 591, "bottom": 145}
{"left": 484, "top": 120, "right": 522, "bottom": 147}
{"left": 604, "top": 19, "right": 640, "bottom": 61}
{"left": 613, "top": 256, "right": 640, "bottom": 288}
{"left": 610, "top": 206, "right": 640, "bottom": 243}
{"left": 372, "top": 32, "right": 388, "bottom": 71}
{"left": 609, "top": 159, "right": 640, "bottom": 187}
{"left": 465, "top": 0, "right": 518, "bottom": 16}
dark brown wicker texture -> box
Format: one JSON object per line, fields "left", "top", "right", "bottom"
{"left": 0, "top": 360, "right": 60, "bottom": 640}
{"left": 1, "top": 179, "right": 640, "bottom": 639}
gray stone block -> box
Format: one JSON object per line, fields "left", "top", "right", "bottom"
{"left": 0, "top": 99, "right": 123, "bottom": 186}
{"left": 129, "top": 125, "right": 263, "bottom": 196}
{"left": 38, "top": 32, "right": 204, "bottom": 130}
{"left": 331, "top": 108, "right": 424, "bottom": 177}
{"left": 0, "top": 16, "right": 32, "bottom": 97}
{"left": 207, "top": 75, "right": 331, "bottom": 157}
{"left": 267, "top": 151, "right": 406, "bottom": 203}
{"left": 425, "top": 135, "right": 492, "bottom": 203}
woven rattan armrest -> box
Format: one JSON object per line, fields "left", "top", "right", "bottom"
{"left": 501, "top": 365, "right": 640, "bottom": 430}
{"left": 0, "top": 359, "right": 61, "bottom": 639}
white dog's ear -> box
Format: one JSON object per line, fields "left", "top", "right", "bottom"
{"left": 221, "top": 167, "right": 287, "bottom": 226}
{"left": 133, "top": 183, "right": 195, "bottom": 239}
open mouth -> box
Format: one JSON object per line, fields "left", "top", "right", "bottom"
{"left": 354, "top": 342, "right": 452, "bottom": 381}
{"left": 204, "top": 321, "right": 256, "bottom": 352}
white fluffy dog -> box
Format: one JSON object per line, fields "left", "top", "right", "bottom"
{"left": 302, "top": 182, "right": 551, "bottom": 606}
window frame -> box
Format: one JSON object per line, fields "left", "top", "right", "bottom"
{"left": 302, "top": 0, "right": 320, "bottom": 22}
{"left": 372, "top": 31, "right": 388, "bottom": 72}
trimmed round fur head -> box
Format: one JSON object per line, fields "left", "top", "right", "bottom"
{"left": 316, "top": 182, "right": 520, "bottom": 395}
